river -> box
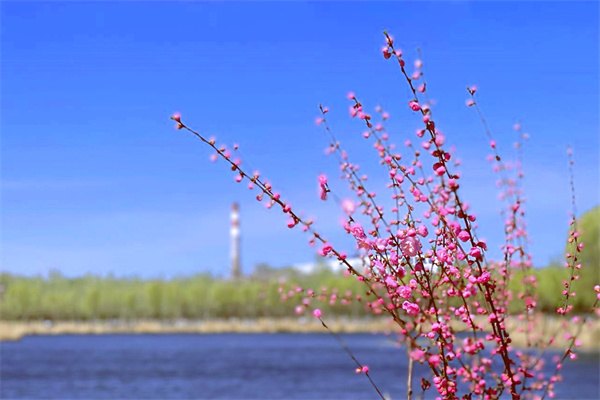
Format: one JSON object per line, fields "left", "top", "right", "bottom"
{"left": 1, "top": 333, "right": 598, "bottom": 399}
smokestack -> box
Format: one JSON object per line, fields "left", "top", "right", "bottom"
{"left": 230, "top": 202, "right": 241, "bottom": 279}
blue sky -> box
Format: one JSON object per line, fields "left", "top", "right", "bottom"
{"left": 1, "top": 1, "right": 598, "bottom": 278}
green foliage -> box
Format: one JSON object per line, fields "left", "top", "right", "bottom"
{"left": 506, "top": 206, "right": 599, "bottom": 314}
{"left": 565, "top": 206, "right": 600, "bottom": 310}
{"left": 0, "top": 269, "right": 366, "bottom": 321}
{"left": 0, "top": 260, "right": 596, "bottom": 321}
{"left": 572, "top": 206, "right": 600, "bottom": 270}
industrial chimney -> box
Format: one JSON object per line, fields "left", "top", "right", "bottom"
{"left": 230, "top": 202, "right": 241, "bottom": 279}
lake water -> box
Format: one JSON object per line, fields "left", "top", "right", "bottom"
{"left": 1, "top": 334, "right": 598, "bottom": 399}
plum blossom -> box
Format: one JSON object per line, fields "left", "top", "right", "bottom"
{"left": 400, "top": 236, "right": 421, "bottom": 257}
{"left": 402, "top": 301, "right": 419, "bottom": 316}
{"left": 318, "top": 174, "right": 329, "bottom": 200}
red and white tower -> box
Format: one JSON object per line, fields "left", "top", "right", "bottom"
{"left": 230, "top": 202, "right": 241, "bottom": 279}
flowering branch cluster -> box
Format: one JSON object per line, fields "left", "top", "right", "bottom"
{"left": 171, "top": 32, "right": 598, "bottom": 400}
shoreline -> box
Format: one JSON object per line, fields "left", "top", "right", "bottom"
{"left": 1, "top": 316, "right": 598, "bottom": 351}
{"left": 0, "top": 318, "right": 391, "bottom": 341}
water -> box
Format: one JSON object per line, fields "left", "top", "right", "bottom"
{"left": 1, "top": 334, "right": 598, "bottom": 399}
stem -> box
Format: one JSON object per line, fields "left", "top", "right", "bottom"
{"left": 407, "top": 348, "right": 414, "bottom": 400}
{"left": 319, "top": 317, "right": 387, "bottom": 400}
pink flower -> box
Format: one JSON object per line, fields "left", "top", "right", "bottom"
{"left": 171, "top": 112, "right": 183, "bottom": 129}
{"left": 478, "top": 271, "right": 491, "bottom": 284}
{"left": 397, "top": 285, "right": 412, "bottom": 299}
{"left": 409, "top": 101, "right": 421, "bottom": 111}
{"left": 457, "top": 230, "right": 470, "bottom": 242}
{"left": 355, "top": 365, "right": 370, "bottom": 374}
{"left": 402, "top": 301, "right": 419, "bottom": 316}
{"left": 385, "top": 276, "right": 398, "bottom": 288}
{"left": 312, "top": 308, "right": 322, "bottom": 318}
{"left": 469, "top": 246, "right": 483, "bottom": 260}
{"left": 410, "top": 348, "right": 425, "bottom": 361}
{"left": 318, "top": 243, "right": 333, "bottom": 257}
{"left": 382, "top": 46, "right": 391, "bottom": 59}
{"left": 318, "top": 174, "right": 329, "bottom": 201}
{"left": 350, "top": 224, "right": 366, "bottom": 240}
{"left": 341, "top": 199, "right": 355, "bottom": 215}
{"left": 400, "top": 236, "right": 421, "bottom": 257}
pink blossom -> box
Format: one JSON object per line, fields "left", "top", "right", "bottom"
{"left": 349, "top": 224, "right": 366, "bottom": 240}
{"left": 409, "top": 101, "right": 421, "bottom": 111}
{"left": 478, "top": 271, "right": 491, "bottom": 284}
{"left": 402, "top": 300, "right": 419, "bottom": 316}
{"left": 312, "top": 308, "right": 322, "bottom": 318}
{"left": 410, "top": 348, "right": 425, "bottom": 361}
{"left": 400, "top": 236, "right": 421, "bottom": 258}
{"left": 318, "top": 243, "right": 333, "bottom": 257}
{"left": 382, "top": 46, "right": 391, "bottom": 59}
{"left": 318, "top": 174, "right": 329, "bottom": 200}
{"left": 341, "top": 199, "right": 355, "bottom": 215}
{"left": 385, "top": 276, "right": 398, "bottom": 288}
{"left": 458, "top": 230, "right": 470, "bottom": 242}
{"left": 397, "top": 285, "right": 412, "bottom": 299}
{"left": 469, "top": 246, "right": 483, "bottom": 260}
{"left": 170, "top": 112, "right": 181, "bottom": 123}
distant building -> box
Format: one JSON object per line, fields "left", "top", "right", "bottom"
{"left": 292, "top": 256, "right": 369, "bottom": 275}
{"left": 292, "top": 255, "right": 436, "bottom": 276}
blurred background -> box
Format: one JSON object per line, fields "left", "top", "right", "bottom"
{"left": 1, "top": 1, "right": 598, "bottom": 399}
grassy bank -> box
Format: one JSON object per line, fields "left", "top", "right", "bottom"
{"left": 0, "top": 318, "right": 391, "bottom": 341}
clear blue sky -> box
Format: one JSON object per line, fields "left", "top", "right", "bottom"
{"left": 1, "top": 1, "right": 598, "bottom": 278}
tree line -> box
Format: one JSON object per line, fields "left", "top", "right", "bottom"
{"left": 0, "top": 263, "right": 596, "bottom": 321}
